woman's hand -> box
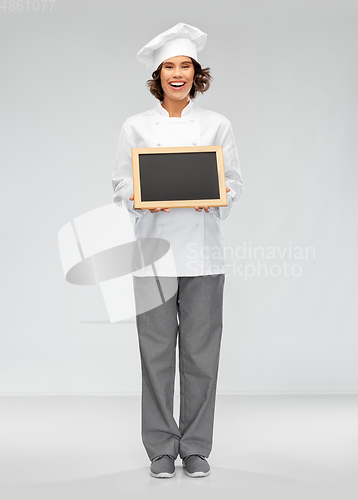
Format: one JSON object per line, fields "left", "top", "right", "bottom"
{"left": 194, "top": 187, "right": 231, "bottom": 212}
{"left": 129, "top": 194, "right": 170, "bottom": 213}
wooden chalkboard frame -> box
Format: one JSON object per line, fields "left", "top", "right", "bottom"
{"left": 131, "top": 145, "right": 228, "bottom": 209}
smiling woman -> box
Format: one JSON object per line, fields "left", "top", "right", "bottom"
{"left": 111, "top": 22, "right": 243, "bottom": 480}
{"left": 147, "top": 56, "right": 212, "bottom": 102}
{"left": 161, "top": 56, "right": 194, "bottom": 97}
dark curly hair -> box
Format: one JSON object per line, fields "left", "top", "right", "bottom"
{"left": 146, "top": 58, "right": 212, "bottom": 101}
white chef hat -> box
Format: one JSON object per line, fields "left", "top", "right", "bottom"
{"left": 136, "top": 22, "right": 207, "bottom": 70}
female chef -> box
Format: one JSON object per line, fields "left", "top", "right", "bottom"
{"left": 112, "top": 23, "right": 243, "bottom": 479}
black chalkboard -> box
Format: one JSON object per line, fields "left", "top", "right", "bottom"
{"left": 139, "top": 151, "right": 219, "bottom": 201}
{"left": 132, "top": 145, "right": 227, "bottom": 209}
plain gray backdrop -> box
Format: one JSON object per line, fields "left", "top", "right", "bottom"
{"left": 1, "top": 0, "right": 357, "bottom": 394}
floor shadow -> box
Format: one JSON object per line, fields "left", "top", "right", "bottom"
{"left": 2, "top": 466, "right": 357, "bottom": 500}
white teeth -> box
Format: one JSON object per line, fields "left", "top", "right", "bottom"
{"left": 170, "top": 82, "right": 184, "bottom": 87}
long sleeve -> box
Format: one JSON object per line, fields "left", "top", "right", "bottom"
{"left": 210, "top": 121, "right": 243, "bottom": 220}
{"left": 112, "top": 124, "right": 148, "bottom": 219}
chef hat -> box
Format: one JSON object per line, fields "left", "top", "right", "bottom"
{"left": 136, "top": 22, "right": 207, "bottom": 70}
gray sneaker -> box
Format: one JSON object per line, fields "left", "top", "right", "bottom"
{"left": 150, "top": 455, "right": 176, "bottom": 478}
{"left": 182, "top": 454, "right": 210, "bottom": 477}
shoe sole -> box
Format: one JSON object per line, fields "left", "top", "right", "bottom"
{"left": 150, "top": 470, "right": 176, "bottom": 479}
{"left": 184, "top": 469, "right": 210, "bottom": 478}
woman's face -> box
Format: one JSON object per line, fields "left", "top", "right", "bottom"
{"left": 160, "top": 56, "right": 195, "bottom": 102}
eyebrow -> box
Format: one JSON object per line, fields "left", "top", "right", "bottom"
{"left": 163, "top": 60, "right": 193, "bottom": 65}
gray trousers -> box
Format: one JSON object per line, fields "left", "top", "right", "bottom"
{"left": 133, "top": 274, "right": 225, "bottom": 461}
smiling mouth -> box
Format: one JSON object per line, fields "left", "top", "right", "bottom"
{"left": 169, "top": 82, "right": 186, "bottom": 89}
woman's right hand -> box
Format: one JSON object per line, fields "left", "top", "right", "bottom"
{"left": 129, "top": 194, "right": 170, "bottom": 213}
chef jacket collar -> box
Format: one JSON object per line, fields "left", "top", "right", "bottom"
{"left": 156, "top": 99, "right": 193, "bottom": 117}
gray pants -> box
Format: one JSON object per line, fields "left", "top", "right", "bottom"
{"left": 133, "top": 274, "right": 225, "bottom": 461}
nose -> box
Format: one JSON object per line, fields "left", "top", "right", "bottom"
{"left": 173, "top": 66, "right": 183, "bottom": 78}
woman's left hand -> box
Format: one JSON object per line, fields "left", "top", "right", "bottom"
{"left": 194, "top": 187, "right": 231, "bottom": 212}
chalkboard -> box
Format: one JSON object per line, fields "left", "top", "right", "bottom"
{"left": 132, "top": 146, "right": 227, "bottom": 209}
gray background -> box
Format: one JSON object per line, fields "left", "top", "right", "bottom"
{"left": 1, "top": 0, "right": 357, "bottom": 395}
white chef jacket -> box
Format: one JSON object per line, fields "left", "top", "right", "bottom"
{"left": 112, "top": 99, "right": 243, "bottom": 277}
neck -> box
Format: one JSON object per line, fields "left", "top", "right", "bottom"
{"left": 161, "top": 97, "right": 190, "bottom": 117}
